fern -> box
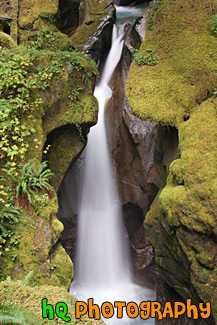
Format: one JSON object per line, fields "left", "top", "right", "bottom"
{"left": 0, "top": 206, "right": 21, "bottom": 240}
{"left": 22, "top": 270, "right": 34, "bottom": 286}
{"left": 0, "top": 304, "right": 43, "bottom": 324}
{"left": 13, "top": 159, "right": 54, "bottom": 210}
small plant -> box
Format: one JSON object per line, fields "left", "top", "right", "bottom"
{"left": 0, "top": 207, "right": 20, "bottom": 234}
{"left": 134, "top": 48, "right": 158, "bottom": 66}
{"left": 147, "top": 0, "right": 163, "bottom": 30}
{"left": 0, "top": 206, "right": 21, "bottom": 255}
{"left": 210, "top": 15, "right": 217, "bottom": 37}
{"left": 50, "top": 264, "right": 56, "bottom": 271}
{"left": 0, "top": 303, "right": 43, "bottom": 324}
{"left": 11, "top": 160, "right": 54, "bottom": 210}
{"left": 22, "top": 271, "right": 34, "bottom": 286}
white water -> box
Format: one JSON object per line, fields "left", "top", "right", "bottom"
{"left": 70, "top": 6, "right": 155, "bottom": 324}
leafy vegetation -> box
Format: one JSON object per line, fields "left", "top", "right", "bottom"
{"left": 0, "top": 280, "right": 105, "bottom": 324}
{"left": 10, "top": 160, "right": 54, "bottom": 211}
{"left": 0, "top": 206, "right": 21, "bottom": 256}
{"left": 147, "top": 0, "right": 162, "bottom": 30}
{"left": 0, "top": 40, "right": 98, "bottom": 283}
{"left": 0, "top": 46, "right": 97, "bottom": 168}
{"left": 0, "top": 46, "right": 98, "bottom": 204}
{"left": 28, "top": 30, "right": 74, "bottom": 52}
{"left": 210, "top": 15, "right": 217, "bottom": 37}
{"left": 0, "top": 303, "right": 42, "bottom": 324}
{"left": 133, "top": 48, "right": 158, "bottom": 66}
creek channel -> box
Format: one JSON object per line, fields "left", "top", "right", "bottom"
{"left": 69, "top": 4, "right": 155, "bottom": 324}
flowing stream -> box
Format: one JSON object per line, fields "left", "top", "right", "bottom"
{"left": 70, "top": 5, "right": 155, "bottom": 324}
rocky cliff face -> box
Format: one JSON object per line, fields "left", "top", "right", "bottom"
{"left": 127, "top": 0, "right": 217, "bottom": 322}
{"left": 1, "top": 0, "right": 115, "bottom": 60}
{"left": 1, "top": 1, "right": 216, "bottom": 321}
{"left": 56, "top": 1, "right": 179, "bottom": 288}
{"left": 0, "top": 2, "right": 99, "bottom": 286}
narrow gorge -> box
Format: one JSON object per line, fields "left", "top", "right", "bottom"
{"left": 0, "top": 0, "right": 216, "bottom": 324}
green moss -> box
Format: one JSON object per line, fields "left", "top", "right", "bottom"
{"left": 0, "top": 194, "right": 73, "bottom": 289}
{"left": 49, "top": 244, "right": 73, "bottom": 287}
{"left": 127, "top": 0, "right": 217, "bottom": 126}
{"left": 70, "top": 0, "right": 113, "bottom": 50}
{"left": 0, "top": 31, "right": 16, "bottom": 48}
{"left": 0, "top": 46, "right": 98, "bottom": 284}
{"left": 0, "top": 281, "right": 105, "bottom": 324}
{"left": 135, "top": 2, "right": 217, "bottom": 318}
{"left": 0, "top": 46, "right": 98, "bottom": 169}
{"left": 145, "top": 97, "right": 217, "bottom": 320}
{"left": 159, "top": 185, "right": 187, "bottom": 227}
{"left": 18, "top": 0, "right": 58, "bottom": 29}
{"left": 45, "top": 126, "right": 84, "bottom": 191}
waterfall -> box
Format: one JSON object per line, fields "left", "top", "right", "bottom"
{"left": 70, "top": 5, "right": 155, "bottom": 324}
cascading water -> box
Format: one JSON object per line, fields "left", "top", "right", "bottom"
{"left": 70, "top": 5, "right": 155, "bottom": 324}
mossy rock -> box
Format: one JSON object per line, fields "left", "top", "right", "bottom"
{"left": 18, "top": 0, "right": 58, "bottom": 29}
{"left": 127, "top": 0, "right": 217, "bottom": 126}
{"left": 45, "top": 125, "right": 84, "bottom": 191}
{"left": 0, "top": 46, "right": 98, "bottom": 284}
{"left": 1, "top": 194, "right": 73, "bottom": 289}
{"left": 20, "top": 21, "right": 74, "bottom": 51}
{"left": 0, "top": 31, "right": 16, "bottom": 48}
{"left": 127, "top": 0, "right": 217, "bottom": 321}
{"left": 0, "top": 280, "right": 105, "bottom": 324}
{"left": 70, "top": 0, "right": 114, "bottom": 50}
{"left": 145, "top": 98, "right": 217, "bottom": 321}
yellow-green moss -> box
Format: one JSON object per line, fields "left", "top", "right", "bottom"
{"left": 18, "top": 0, "right": 58, "bottom": 29}
{"left": 1, "top": 194, "right": 73, "bottom": 289}
{"left": 145, "top": 97, "right": 217, "bottom": 320}
{"left": 70, "top": 0, "right": 113, "bottom": 50}
{"left": 0, "top": 31, "right": 16, "bottom": 48}
{"left": 45, "top": 126, "right": 84, "bottom": 191}
{"left": 0, "top": 281, "right": 105, "bottom": 324}
{"left": 127, "top": 0, "right": 217, "bottom": 126}
{"left": 135, "top": 2, "right": 217, "bottom": 318}
{"left": 0, "top": 46, "right": 98, "bottom": 285}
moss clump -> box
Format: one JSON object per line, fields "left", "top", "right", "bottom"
{"left": 0, "top": 280, "right": 105, "bottom": 324}
{"left": 145, "top": 97, "right": 217, "bottom": 320}
{"left": 44, "top": 125, "right": 84, "bottom": 191}
{"left": 0, "top": 46, "right": 98, "bottom": 179}
{"left": 1, "top": 194, "right": 73, "bottom": 288}
{"left": 18, "top": 0, "right": 58, "bottom": 29}
{"left": 127, "top": 0, "right": 217, "bottom": 126}
{"left": 0, "top": 31, "right": 16, "bottom": 48}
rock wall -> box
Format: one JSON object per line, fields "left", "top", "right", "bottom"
{"left": 0, "top": 0, "right": 115, "bottom": 287}
{"left": 127, "top": 0, "right": 217, "bottom": 322}
{"left": 0, "top": 37, "right": 98, "bottom": 288}
{"left": 1, "top": 0, "right": 114, "bottom": 57}
{"left": 106, "top": 44, "right": 180, "bottom": 285}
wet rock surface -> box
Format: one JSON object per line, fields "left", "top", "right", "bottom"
{"left": 57, "top": 0, "right": 80, "bottom": 34}
{"left": 115, "top": 0, "right": 151, "bottom": 6}
{"left": 69, "top": 0, "right": 115, "bottom": 57}
{"left": 58, "top": 10, "right": 161, "bottom": 284}
{"left": 105, "top": 30, "right": 160, "bottom": 283}
{"left": 57, "top": 153, "right": 84, "bottom": 260}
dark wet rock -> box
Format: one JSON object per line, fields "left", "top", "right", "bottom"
{"left": 69, "top": 0, "right": 115, "bottom": 57}
{"left": 115, "top": 0, "right": 151, "bottom": 6}
{"left": 103, "top": 21, "right": 160, "bottom": 284}
{"left": 57, "top": 0, "right": 80, "bottom": 34}
{"left": 57, "top": 153, "right": 85, "bottom": 260}
{"left": 87, "top": 22, "right": 114, "bottom": 68}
